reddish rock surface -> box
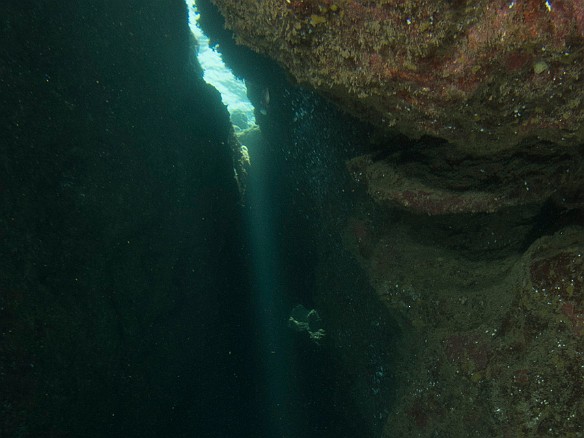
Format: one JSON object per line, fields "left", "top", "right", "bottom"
{"left": 212, "top": 0, "right": 584, "bottom": 153}
{"left": 343, "top": 209, "right": 584, "bottom": 435}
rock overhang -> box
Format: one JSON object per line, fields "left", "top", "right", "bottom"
{"left": 210, "top": 0, "right": 584, "bottom": 155}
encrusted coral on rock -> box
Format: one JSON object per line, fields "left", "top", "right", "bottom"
{"left": 211, "top": 0, "right": 584, "bottom": 154}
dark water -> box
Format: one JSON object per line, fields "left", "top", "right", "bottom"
{"left": 191, "top": 1, "right": 400, "bottom": 436}
{"left": 1, "top": 1, "right": 392, "bottom": 437}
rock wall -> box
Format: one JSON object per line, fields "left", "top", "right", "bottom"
{"left": 1, "top": 1, "right": 255, "bottom": 436}
{"left": 206, "top": 0, "right": 584, "bottom": 436}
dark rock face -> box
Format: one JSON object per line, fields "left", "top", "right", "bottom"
{"left": 1, "top": 1, "right": 253, "bottom": 436}
{"left": 343, "top": 208, "right": 584, "bottom": 435}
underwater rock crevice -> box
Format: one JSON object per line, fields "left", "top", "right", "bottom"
{"left": 1, "top": 0, "right": 256, "bottom": 436}
{"left": 348, "top": 139, "right": 584, "bottom": 216}
{"left": 203, "top": 1, "right": 584, "bottom": 435}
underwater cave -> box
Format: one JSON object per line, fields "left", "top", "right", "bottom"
{"left": 2, "top": 0, "right": 584, "bottom": 437}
